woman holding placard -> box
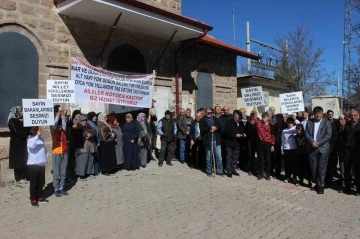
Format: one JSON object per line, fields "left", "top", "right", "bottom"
{"left": 8, "top": 106, "right": 31, "bottom": 184}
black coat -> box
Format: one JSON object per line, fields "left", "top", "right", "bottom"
{"left": 329, "top": 120, "right": 339, "bottom": 151}
{"left": 199, "top": 116, "right": 222, "bottom": 147}
{"left": 189, "top": 120, "right": 202, "bottom": 142}
{"left": 224, "top": 119, "right": 244, "bottom": 148}
{"left": 343, "top": 121, "right": 360, "bottom": 164}
{"left": 8, "top": 118, "right": 30, "bottom": 169}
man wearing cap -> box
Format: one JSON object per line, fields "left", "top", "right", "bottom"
{"left": 157, "top": 110, "right": 178, "bottom": 167}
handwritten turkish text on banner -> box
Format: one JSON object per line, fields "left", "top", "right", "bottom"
{"left": 241, "top": 86, "right": 266, "bottom": 107}
{"left": 71, "top": 58, "right": 153, "bottom": 108}
{"left": 22, "top": 99, "right": 54, "bottom": 127}
{"left": 279, "top": 91, "right": 305, "bottom": 113}
{"left": 47, "top": 80, "right": 75, "bottom": 103}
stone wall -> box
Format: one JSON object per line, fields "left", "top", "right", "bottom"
{"left": 137, "top": 0, "right": 181, "bottom": 14}
{"left": 181, "top": 44, "right": 238, "bottom": 111}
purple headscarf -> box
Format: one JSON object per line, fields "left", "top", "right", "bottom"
{"left": 137, "top": 112, "right": 146, "bottom": 125}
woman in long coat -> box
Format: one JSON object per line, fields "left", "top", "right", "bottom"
{"left": 109, "top": 113, "right": 124, "bottom": 168}
{"left": 87, "top": 112, "right": 99, "bottom": 175}
{"left": 137, "top": 112, "right": 152, "bottom": 168}
{"left": 97, "top": 113, "right": 117, "bottom": 175}
{"left": 8, "top": 106, "right": 30, "bottom": 183}
{"left": 122, "top": 113, "right": 140, "bottom": 170}
{"left": 74, "top": 116, "right": 97, "bottom": 181}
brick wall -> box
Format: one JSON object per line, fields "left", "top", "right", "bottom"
{"left": 181, "top": 44, "right": 238, "bottom": 111}
{"left": 136, "top": 0, "right": 181, "bottom": 14}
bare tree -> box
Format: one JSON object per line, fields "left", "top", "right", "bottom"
{"left": 274, "top": 26, "right": 334, "bottom": 101}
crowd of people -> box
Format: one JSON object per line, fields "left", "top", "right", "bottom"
{"left": 6, "top": 102, "right": 360, "bottom": 208}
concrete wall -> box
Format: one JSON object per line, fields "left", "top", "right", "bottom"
{"left": 312, "top": 96, "right": 343, "bottom": 118}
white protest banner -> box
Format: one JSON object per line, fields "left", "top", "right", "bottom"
{"left": 279, "top": 91, "right": 305, "bottom": 113}
{"left": 22, "top": 99, "right": 54, "bottom": 127}
{"left": 71, "top": 58, "right": 153, "bottom": 108}
{"left": 47, "top": 80, "right": 75, "bottom": 103}
{"left": 241, "top": 86, "right": 265, "bottom": 107}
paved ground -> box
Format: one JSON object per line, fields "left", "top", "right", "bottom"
{"left": 0, "top": 162, "right": 359, "bottom": 239}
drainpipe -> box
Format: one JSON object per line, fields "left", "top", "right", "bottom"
{"left": 174, "top": 29, "right": 208, "bottom": 115}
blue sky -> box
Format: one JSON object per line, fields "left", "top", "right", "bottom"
{"left": 182, "top": 0, "right": 344, "bottom": 95}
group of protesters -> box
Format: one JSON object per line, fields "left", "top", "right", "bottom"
{"left": 6, "top": 101, "right": 360, "bottom": 207}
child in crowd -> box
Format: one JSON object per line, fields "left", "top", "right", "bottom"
{"left": 27, "top": 127, "right": 48, "bottom": 208}
{"left": 51, "top": 105, "right": 69, "bottom": 197}
{"left": 295, "top": 123, "right": 312, "bottom": 187}
{"left": 281, "top": 118, "right": 298, "bottom": 186}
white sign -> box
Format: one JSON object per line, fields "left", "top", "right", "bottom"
{"left": 71, "top": 58, "right": 154, "bottom": 108}
{"left": 47, "top": 80, "right": 75, "bottom": 103}
{"left": 279, "top": 91, "right": 305, "bottom": 113}
{"left": 241, "top": 86, "right": 266, "bottom": 107}
{"left": 22, "top": 99, "right": 54, "bottom": 127}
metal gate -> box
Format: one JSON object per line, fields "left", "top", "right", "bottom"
{"left": 0, "top": 32, "right": 39, "bottom": 127}
{"left": 196, "top": 72, "right": 213, "bottom": 109}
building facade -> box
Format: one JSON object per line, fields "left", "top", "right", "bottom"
{"left": 0, "top": 0, "right": 258, "bottom": 183}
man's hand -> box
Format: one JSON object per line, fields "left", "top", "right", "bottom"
{"left": 271, "top": 146, "right": 274, "bottom": 152}
{"left": 210, "top": 129, "right": 215, "bottom": 133}
{"left": 236, "top": 134, "right": 241, "bottom": 138}
{"left": 131, "top": 140, "right": 134, "bottom": 143}
{"left": 281, "top": 150, "right": 284, "bottom": 155}
{"left": 312, "top": 142, "right": 319, "bottom": 148}
{"left": 87, "top": 133, "right": 92, "bottom": 138}
{"left": 186, "top": 131, "right": 189, "bottom": 135}
{"left": 243, "top": 133, "right": 247, "bottom": 138}
{"left": 111, "top": 133, "right": 115, "bottom": 138}
{"left": 190, "top": 140, "right": 195, "bottom": 146}
{"left": 211, "top": 126, "right": 217, "bottom": 131}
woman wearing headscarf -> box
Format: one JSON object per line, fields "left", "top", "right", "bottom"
{"left": 67, "top": 110, "right": 82, "bottom": 181}
{"left": 122, "top": 113, "right": 140, "bottom": 170}
{"left": 87, "top": 112, "right": 99, "bottom": 175}
{"left": 74, "top": 115, "right": 97, "bottom": 181}
{"left": 8, "top": 106, "right": 31, "bottom": 183}
{"left": 137, "top": 112, "right": 152, "bottom": 168}
{"left": 97, "top": 113, "right": 117, "bottom": 175}
{"left": 109, "top": 113, "right": 124, "bottom": 169}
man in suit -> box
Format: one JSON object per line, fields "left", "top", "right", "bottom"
{"left": 305, "top": 106, "right": 332, "bottom": 194}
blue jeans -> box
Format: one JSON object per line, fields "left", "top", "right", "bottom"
{"left": 205, "top": 141, "right": 223, "bottom": 175}
{"left": 179, "top": 137, "right": 190, "bottom": 162}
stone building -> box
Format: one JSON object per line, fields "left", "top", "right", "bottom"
{"left": 0, "top": 0, "right": 259, "bottom": 183}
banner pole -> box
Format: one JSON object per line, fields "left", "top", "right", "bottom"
{"left": 148, "top": 70, "right": 156, "bottom": 122}
{"left": 68, "top": 48, "right": 71, "bottom": 79}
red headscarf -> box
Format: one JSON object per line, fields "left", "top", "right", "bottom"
{"left": 109, "top": 114, "right": 118, "bottom": 127}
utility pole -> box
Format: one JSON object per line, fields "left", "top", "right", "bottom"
{"left": 337, "top": 77, "right": 340, "bottom": 96}
{"left": 232, "top": 8, "right": 236, "bottom": 46}
{"left": 246, "top": 21, "right": 251, "bottom": 74}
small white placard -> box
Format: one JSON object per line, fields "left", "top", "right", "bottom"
{"left": 241, "top": 86, "right": 266, "bottom": 107}
{"left": 279, "top": 91, "right": 305, "bottom": 113}
{"left": 22, "top": 99, "right": 54, "bottom": 127}
{"left": 47, "top": 80, "right": 75, "bottom": 103}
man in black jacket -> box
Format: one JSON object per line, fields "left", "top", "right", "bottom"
{"left": 190, "top": 112, "right": 205, "bottom": 168}
{"left": 224, "top": 111, "right": 246, "bottom": 178}
{"left": 219, "top": 106, "right": 233, "bottom": 169}
{"left": 326, "top": 110, "right": 339, "bottom": 182}
{"left": 200, "top": 107, "right": 224, "bottom": 177}
{"left": 342, "top": 110, "right": 360, "bottom": 196}
{"left": 157, "top": 110, "right": 178, "bottom": 167}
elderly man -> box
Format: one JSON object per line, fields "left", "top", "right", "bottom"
{"left": 342, "top": 110, "right": 360, "bottom": 196}
{"left": 305, "top": 106, "right": 332, "bottom": 194}
{"left": 220, "top": 106, "right": 233, "bottom": 169}
{"left": 214, "top": 105, "right": 222, "bottom": 118}
{"left": 177, "top": 108, "right": 193, "bottom": 164}
{"left": 190, "top": 112, "right": 205, "bottom": 168}
{"left": 224, "top": 110, "right": 245, "bottom": 178}
{"left": 337, "top": 114, "right": 347, "bottom": 191}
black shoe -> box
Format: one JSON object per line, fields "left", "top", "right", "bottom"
{"left": 207, "top": 173, "right": 212, "bottom": 177}
{"left": 355, "top": 192, "right": 360, "bottom": 196}
{"left": 317, "top": 187, "right": 324, "bottom": 194}
{"left": 54, "top": 191, "right": 62, "bottom": 197}
{"left": 227, "top": 173, "right": 232, "bottom": 178}
{"left": 158, "top": 163, "right": 163, "bottom": 167}
{"left": 265, "top": 175, "right": 271, "bottom": 181}
{"left": 30, "top": 200, "right": 39, "bottom": 208}
{"left": 166, "top": 163, "right": 173, "bottom": 166}
{"left": 232, "top": 171, "right": 240, "bottom": 176}
{"left": 257, "top": 175, "right": 263, "bottom": 180}
{"left": 59, "top": 190, "right": 69, "bottom": 196}
{"left": 179, "top": 161, "right": 185, "bottom": 164}
{"left": 248, "top": 171, "right": 253, "bottom": 176}
{"left": 311, "top": 185, "right": 318, "bottom": 191}
{"left": 217, "top": 173, "right": 225, "bottom": 177}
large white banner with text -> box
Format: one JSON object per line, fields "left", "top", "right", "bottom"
{"left": 71, "top": 58, "right": 153, "bottom": 108}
